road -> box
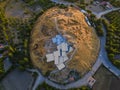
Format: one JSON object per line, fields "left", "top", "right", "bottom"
{"left": 51, "top": 0, "right": 74, "bottom": 5}
{"left": 26, "top": 69, "right": 45, "bottom": 90}
{"left": 100, "top": 25, "right": 120, "bottom": 78}
{"left": 92, "top": 8, "right": 120, "bottom": 18}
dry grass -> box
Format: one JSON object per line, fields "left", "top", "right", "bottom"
{"left": 30, "top": 7, "right": 100, "bottom": 75}
{"left": 67, "top": 28, "right": 99, "bottom": 75}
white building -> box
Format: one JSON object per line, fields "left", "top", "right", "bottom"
{"left": 87, "top": 77, "right": 96, "bottom": 88}
{"left": 56, "top": 63, "right": 65, "bottom": 70}
{"left": 61, "top": 42, "right": 68, "bottom": 51}
{"left": 46, "top": 54, "right": 54, "bottom": 62}
{"left": 46, "top": 40, "right": 73, "bottom": 70}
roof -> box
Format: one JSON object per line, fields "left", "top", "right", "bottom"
{"left": 100, "top": 1, "right": 107, "bottom": 5}
{"left": 59, "top": 56, "right": 64, "bottom": 64}
{"left": 53, "top": 51, "right": 60, "bottom": 56}
{"left": 0, "top": 54, "right": 3, "bottom": 58}
{"left": 54, "top": 57, "right": 59, "bottom": 64}
{"left": 0, "top": 44, "right": 4, "bottom": 49}
{"left": 85, "top": 16, "right": 91, "bottom": 26}
{"left": 61, "top": 51, "right": 67, "bottom": 57}
{"left": 46, "top": 54, "right": 54, "bottom": 62}
{"left": 87, "top": 77, "right": 96, "bottom": 87}
{"left": 69, "top": 46, "right": 73, "bottom": 52}
{"left": 63, "top": 56, "right": 68, "bottom": 62}
{"left": 57, "top": 44, "right": 62, "bottom": 50}
{"left": 81, "top": 9, "right": 87, "bottom": 14}
{"left": 61, "top": 42, "right": 68, "bottom": 51}
{"left": 54, "top": 51, "right": 60, "bottom": 64}
{"left": 52, "top": 35, "right": 66, "bottom": 45}
{"left": 56, "top": 63, "right": 65, "bottom": 70}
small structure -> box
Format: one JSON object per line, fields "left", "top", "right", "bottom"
{"left": 114, "top": 55, "right": 120, "bottom": 60}
{"left": 61, "top": 42, "right": 68, "bottom": 52}
{"left": 85, "top": 16, "right": 91, "bottom": 26}
{"left": 100, "top": 1, "right": 107, "bottom": 5}
{"left": 81, "top": 9, "right": 87, "bottom": 14}
{"left": 56, "top": 63, "right": 65, "bottom": 70}
{"left": 0, "top": 44, "right": 4, "bottom": 50}
{"left": 46, "top": 53, "right": 54, "bottom": 62}
{"left": 87, "top": 76, "right": 96, "bottom": 88}
{"left": 100, "top": 1, "right": 113, "bottom": 9}
{"left": 0, "top": 54, "right": 3, "bottom": 58}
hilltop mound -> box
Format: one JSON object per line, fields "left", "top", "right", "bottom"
{"left": 30, "top": 7, "right": 100, "bottom": 83}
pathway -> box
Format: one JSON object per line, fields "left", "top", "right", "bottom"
{"left": 51, "top": 0, "right": 74, "bottom": 6}
{"left": 92, "top": 8, "right": 120, "bottom": 18}
{"left": 100, "top": 25, "right": 120, "bottom": 78}
{"left": 26, "top": 69, "right": 45, "bottom": 90}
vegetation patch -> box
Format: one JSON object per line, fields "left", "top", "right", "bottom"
{"left": 109, "top": 0, "right": 120, "bottom": 7}
{"left": 104, "top": 11, "right": 120, "bottom": 69}
{"left": 0, "top": 6, "right": 35, "bottom": 72}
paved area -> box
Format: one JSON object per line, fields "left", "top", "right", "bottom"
{"left": 86, "top": 4, "right": 105, "bottom": 13}
{"left": 51, "top": 0, "right": 74, "bottom": 5}
{"left": 0, "top": 68, "right": 34, "bottom": 90}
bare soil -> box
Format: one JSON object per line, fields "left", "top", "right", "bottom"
{"left": 5, "top": 0, "right": 32, "bottom": 19}
{"left": 93, "top": 66, "right": 120, "bottom": 90}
